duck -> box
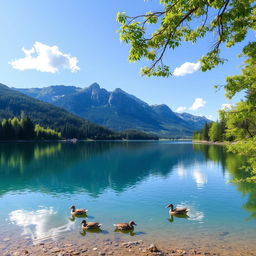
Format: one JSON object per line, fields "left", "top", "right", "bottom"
{"left": 70, "top": 205, "right": 88, "bottom": 216}
{"left": 114, "top": 221, "right": 137, "bottom": 230}
{"left": 81, "top": 220, "right": 102, "bottom": 230}
{"left": 166, "top": 203, "right": 188, "bottom": 215}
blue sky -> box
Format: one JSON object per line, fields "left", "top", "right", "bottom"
{"left": 0, "top": 0, "right": 251, "bottom": 120}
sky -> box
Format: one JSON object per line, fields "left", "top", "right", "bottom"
{"left": 0, "top": 0, "right": 253, "bottom": 120}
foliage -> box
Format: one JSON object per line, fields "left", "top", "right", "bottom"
{"left": 117, "top": 0, "right": 255, "bottom": 76}
{"left": 220, "top": 101, "right": 256, "bottom": 139}
{"left": 0, "top": 116, "right": 61, "bottom": 140}
{"left": 228, "top": 137, "right": 256, "bottom": 182}
{"left": 193, "top": 121, "right": 225, "bottom": 142}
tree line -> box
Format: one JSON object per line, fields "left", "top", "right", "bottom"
{"left": 0, "top": 115, "right": 61, "bottom": 140}
{"left": 0, "top": 115, "right": 159, "bottom": 141}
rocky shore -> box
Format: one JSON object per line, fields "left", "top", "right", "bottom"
{"left": 1, "top": 239, "right": 256, "bottom": 256}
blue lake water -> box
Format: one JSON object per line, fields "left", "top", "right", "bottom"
{"left": 0, "top": 141, "right": 255, "bottom": 251}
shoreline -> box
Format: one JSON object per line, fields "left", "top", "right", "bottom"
{"left": 192, "top": 140, "right": 230, "bottom": 145}
{"left": 2, "top": 237, "right": 256, "bottom": 256}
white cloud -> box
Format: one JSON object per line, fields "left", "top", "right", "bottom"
{"left": 10, "top": 42, "right": 80, "bottom": 73}
{"left": 221, "top": 103, "right": 232, "bottom": 110}
{"left": 176, "top": 106, "right": 187, "bottom": 112}
{"left": 173, "top": 61, "right": 200, "bottom": 76}
{"left": 189, "top": 98, "right": 206, "bottom": 111}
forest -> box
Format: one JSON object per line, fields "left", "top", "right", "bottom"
{"left": 0, "top": 115, "right": 62, "bottom": 140}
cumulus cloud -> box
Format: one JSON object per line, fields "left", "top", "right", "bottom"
{"left": 221, "top": 103, "right": 232, "bottom": 110}
{"left": 176, "top": 106, "right": 187, "bottom": 112}
{"left": 189, "top": 98, "right": 206, "bottom": 111}
{"left": 173, "top": 61, "right": 200, "bottom": 76}
{"left": 9, "top": 42, "right": 80, "bottom": 73}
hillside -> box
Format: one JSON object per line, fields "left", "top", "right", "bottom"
{"left": 17, "top": 83, "right": 211, "bottom": 137}
{"left": 0, "top": 83, "right": 114, "bottom": 139}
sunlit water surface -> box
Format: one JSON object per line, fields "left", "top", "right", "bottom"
{"left": 0, "top": 141, "right": 255, "bottom": 250}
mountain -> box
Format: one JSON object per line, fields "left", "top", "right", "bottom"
{"left": 16, "top": 83, "right": 211, "bottom": 138}
{"left": 176, "top": 112, "right": 211, "bottom": 131}
{"left": 0, "top": 83, "right": 115, "bottom": 139}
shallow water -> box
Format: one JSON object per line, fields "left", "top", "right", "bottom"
{"left": 0, "top": 141, "right": 255, "bottom": 251}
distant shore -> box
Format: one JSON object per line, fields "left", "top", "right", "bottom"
{"left": 192, "top": 140, "right": 229, "bottom": 145}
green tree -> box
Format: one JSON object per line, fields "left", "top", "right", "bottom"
{"left": 117, "top": 0, "right": 255, "bottom": 76}
{"left": 202, "top": 122, "right": 211, "bottom": 141}
{"left": 209, "top": 121, "right": 222, "bottom": 142}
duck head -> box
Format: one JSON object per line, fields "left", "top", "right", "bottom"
{"left": 70, "top": 205, "right": 76, "bottom": 211}
{"left": 166, "top": 204, "right": 174, "bottom": 210}
{"left": 81, "top": 220, "right": 87, "bottom": 226}
{"left": 129, "top": 221, "right": 137, "bottom": 227}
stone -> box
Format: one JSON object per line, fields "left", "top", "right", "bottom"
{"left": 64, "top": 244, "right": 73, "bottom": 247}
{"left": 148, "top": 244, "right": 159, "bottom": 253}
{"left": 51, "top": 247, "right": 61, "bottom": 253}
{"left": 122, "top": 241, "right": 141, "bottom": 248}
{"left": 93, "top": 248, "right": 98, "bottom": 251}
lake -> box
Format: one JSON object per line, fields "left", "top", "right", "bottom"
{"left": 0, "top": 141, "right": 256, "bottom": 253}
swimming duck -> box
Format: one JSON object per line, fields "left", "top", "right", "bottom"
{"left": 81, "top": 220, "right": 102, "bottom": 230}
{"left": 70, "top": 205, "right": 88, "bottom": 216}
{"left": 166, "top": 204, "right": 188, "bottom": 215}
{"left": 114, "top": 221, "right": 137, "bottom": 230}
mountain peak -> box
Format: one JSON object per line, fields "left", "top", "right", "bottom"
{"left": 113, "top": 88, "right": 125, "bottom": 94}
{"left": 88, "top": 83, "right": 100, "bottom": 90}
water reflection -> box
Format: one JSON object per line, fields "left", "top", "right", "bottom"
{"left": 9, "top": 207, "right": 75, "bottom": 243}
{"left": 0, "top": 142, "right": 256, "bottom": 221}
{"left": 193, "top": 144, "right": 256, "bottom": 220}
{"left": 168, "top": 214, "right": 189, "bottom": 223}
{"left": 191, "top": 168, "right": 208, "bottom": 188}
{"left": 0, "top": 142, "right": 204, "bottom": 196}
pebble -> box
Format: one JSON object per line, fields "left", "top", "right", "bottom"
{"left": 148, "top": 244, "right": 159, "bottom": 253}
{"left": 51, "top": 247, "right": 61, "bottom": 253}
{"left": 93, "top": 247, "right": 98, "bottom": 251}
{"left": 58, "top": 253, "right": 71, "bottom": 256}
{"left": 122, "top": 240, "right": 141, "bottom": 247}
{"left": 64, "top": 244, "right": 73, "bottom": 247}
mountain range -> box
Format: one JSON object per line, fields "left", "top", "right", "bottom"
{"left": 16, "top": 83, "right": 210, "bottom": 137}
{"left": 0, "top": 83, "right": 114, "bottom": 139}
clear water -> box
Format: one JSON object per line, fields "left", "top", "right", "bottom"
{"left": 0, "top": 141, "right": 255, "bottom": 249}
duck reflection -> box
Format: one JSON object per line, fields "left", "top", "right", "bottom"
{"left": 114, "top": 229, "right": 136, "bottom": 236}
{"left": 168, "top": 214, "right": 189, "bottom": 223}
{"left": 80, "top": 228, "right": 104, "bottom": 236}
